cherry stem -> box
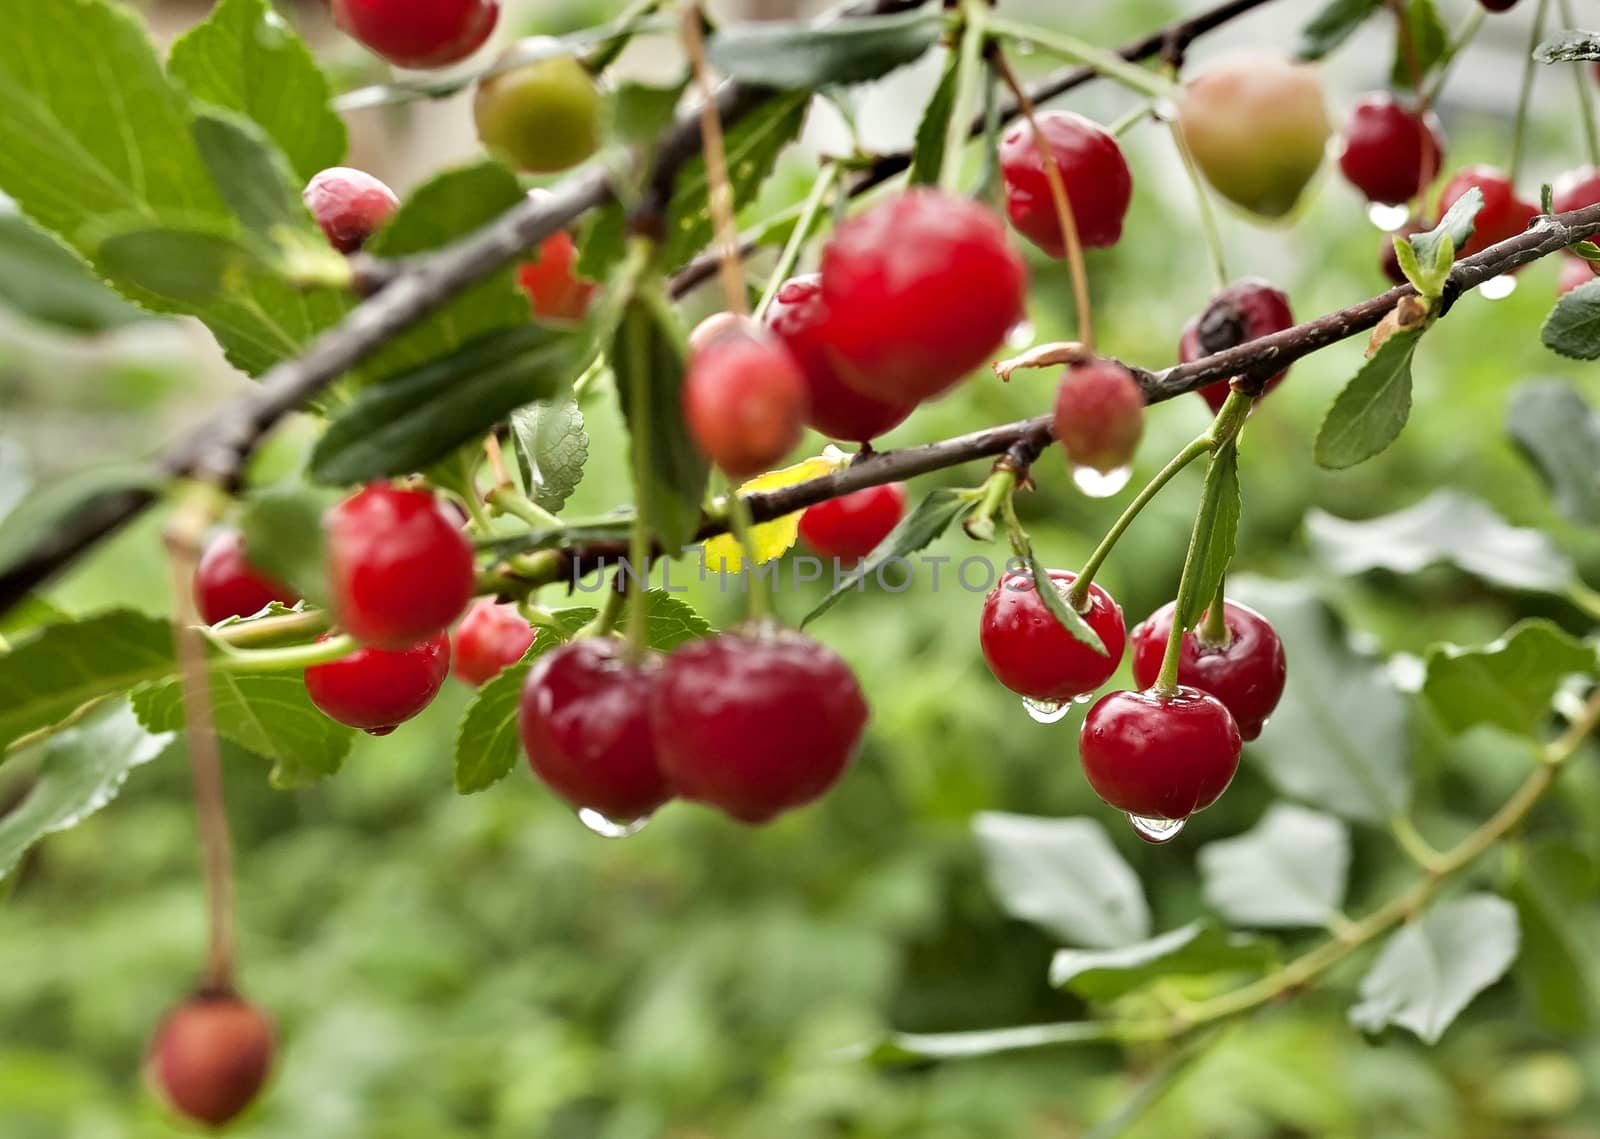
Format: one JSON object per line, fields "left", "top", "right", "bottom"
{"left": 582, "top": 0, "right": 665, "bottom": 73}
{"left": 580, "top": 570, "right": 630, "bottom": 640}
{"left": 962, "top": 468, "right": 1016, "bottom": 544}
{"left": 1509, "top": 0, "right": 1550, "bottom": 185}
{"left": 1388, "top": 0, "right": 1426, "bottom": 105}
{"left": 483, "top": 433, "right": 512, "bottom": 488}
{"left": 682, "top": 3, "right": 748, "bottom": 316}
{"left": 486, "top": 484, "right": 561, "bottom": 530}
{"left": 1558, "top": 0, "right": 1600, "bottom": 166}
{"left": 986, "top": 16, "right": 1177, "bottom": 101}
{"left": 939, "top": 0, "right": 989, "bottom": 195}
{"left": 1168, "top": 118, "right": 1229, "bottom": 292}
{"left": 993, "top": 50, "right": 1095, "bottom": 352}
{"left": 726, "top": 492, "right": 771, "bottom": 620}
{"left": 208, "top": 608, "right": 332, "bottom": 648}
{"left": 1422, "top": 5, "right": 1484, "bottom": 107}
{"left": 1197, "top": 577, "right": 1230, "bottom": 649}
{"left": 1107, "top": 99, "right": 1156, "bottom": 138}
{"left": 754, "top": 162, "right": 840, "bottom": 320}
{"left": 208, "top": 634, "right": 357, "bottom": 673}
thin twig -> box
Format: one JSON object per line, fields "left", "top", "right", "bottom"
{"left": 681, "top": 2, "right": 748, "bottom": 315}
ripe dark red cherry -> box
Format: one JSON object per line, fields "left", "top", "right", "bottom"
{"left": 193, "top": 530, "right": 298, "bottom": 625}
{"left": 326, "top": 484, "right": 475, "bottom": 649}
{"left": 302, "top": 167, "right": 399, "bottom": 254}
{"left": 519, "top": 638, "right": 672, "bottom": 822}
{"left": 1337, "top": 94, "right": 1445, "bottom": 206}
{"left": 798, "top": 483, "right": 907, "bottom": 562}
{"left": 305, "top": 633, "right": 451, "bottom": 734}
{"left": 683, "top": 318, "right": 809, "bottom": 478}
{"left": 1436, "top": 166, "right": 1539, "bottom": 256}
{"left": 1080, "top": 687, "right": 1242, "bottom": 820}
{"left": 979, "top": 569, "right": 1126, "bottom": 702}
{"left": 331, "top": 0, "right": 498, "bottom": 69}
{"left": 820, "top": 188, "right": 1027, "bottom": 406}
{"left": 1559, "top": 257, "right": 1597, "bottom": 295}
{"left": 1179, "top": 279, "right": 1296, "bottom": 413}
{"left": 1552, "top": 167, "right": 1600, "bottom": 241}
{"left": 1479, "top": 0, "right": 1519, "bottom": 10}
{"left": 999, "top": 109, "right": 1133, "bottom": 255}
{"left": 765, "top": 274, "right": 914, "bottom": 443}
{"left": 149, "top": 991, "right": 274, "bottom": 1128}
{"left": 474, "top": 45, "right": 602, "bottom": 174}
{"left": 651, "top": 623, "right": 869, "bottom": 824}
{"left": 1129, "top": 600, "right": 1287, "bottom": 741}
{"left": 1053, "top": 360, "right": 1144, "bottom": 475}
{"left": 453, "top": 599, "right": 537, "bottom": 686}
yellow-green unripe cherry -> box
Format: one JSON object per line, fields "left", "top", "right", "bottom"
{"left": 474, "top": 41, "right": 601, "bottom": 174}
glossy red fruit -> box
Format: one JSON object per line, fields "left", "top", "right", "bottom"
{"left": 1436, "top": 166, "right": 1539, "bottom": 256}
{"left": 1053, "top": 360, "right": 1144, "bottom": 475}
{"left": 326, "top": 484, "right": 475, "bottom": 649}
{"left": 1552, "top": 168, "right": 1600, "bottom": 254}
{"left": 1179, "top": 279, "right": 1296, "bottom": 413}
{"left": 517, "top": 194, "right": 596, "bottom": 321}
{"left": 798, "top": 483, "right": 907, "bottom": 562}
{"left": 305, "top": 633, "right": 450, "bottom": 734}
{"left": 474, "top": 44, "right": 602, "bottom": 174}
{"left": 519, "top": 638, "right": 671, "bottom": 821}
{"left": 453, "top": 599, "right": 537, "bottom": 686}
{"left": 688, "top": 311, "right": 744, "bottom": 352}
{"left": 1479, "top": 0, "right": 1519, "bottom": 10}
{"left": 1337, "top": 94, "right": 1445, "bottom": 206}
{"left": 1559, "top": 257, "right": 1597, "bottom": 295}
{"left": 820, "top": 188, "right": 1027, "bottom": 405}
{"left": 150, "top": 991, "right": 274, "bottom": 1128}
{"left": 683, "top": 318, "right": 809, "bottom": 478}
{"left": 651, "top": 622, "right": 869, "bottom": 824}
{"left": 999, "top": 110, "right": 1133, "bottom": 255}
{"left": 1080, "top": 687, "right": 1242, "bottom": 820}
{"left": 302, "top": 167, "right": 398, "bottom": 254}
{"left": 193, "top": 530, "right": 298, "bottom": 625}
{"left": 1129, "top": 600, "right": 1287, "bottom": 741}
{"left": 979, "top": 569, "right": 1126, "bottom": 703}
{"left": 765, "top": 274, "right": 914, "bottom": 443}
{"left": 331, "top": 0, "right": 498, "bottom": 69}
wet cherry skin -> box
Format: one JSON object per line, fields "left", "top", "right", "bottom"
{"left": 1436, "top": 166, "right": 1539, "bottom": 257}
{"left": 453, "top": 599, "right": 538, "bottom": 686}
{"left": 979, "top": 569, "right": 1126, "bottom": 703}
{"left": 1052, "top": 360, "right": 1144, "bottom": 475}
{"left": 683, "top": 318, "right": 809, "bottom": 478}
{"left": 1337, "top": 94, "right": 1445, "bottom": 206}
{"left": 1079, "top": 686, "right": 1242, "bottom": 820}
{"left": 305, "top": 633, "right": 451, "bottom": 734}
{"left": 651, "top": 622, "right": 869, "bottom": 824}
{"left": 518, "top": 638, "right": 672, "bottom": 822}
{"left": 194, "top": 530, "right": 298, "bottom": 625}
{"left": 331, "top": 0, "right": 499, "bottom": 69}
{"left": 999, "top": 109, "right": 1134, "bottom": 255}
{"left": 149, "top": 991, "right": 274, "bottom": 1128}
{"left": 1178, "top": 278, "right": 1296, "bottom": 413}
{"left": 302, "top": 167, "right": 399, "bottom": 254}
{"left": 1129, "top": 600, "right": 1287, "bottom": 741}
{"left": 798, "top": 483, "right": 907, "bottom": 563}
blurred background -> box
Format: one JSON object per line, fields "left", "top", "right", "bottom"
{"left": 3, "top": 1, "right": 1600, "bottom": 1136}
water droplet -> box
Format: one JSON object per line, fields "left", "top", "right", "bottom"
{"left": 1006, "top": 320, "right": 1035, "bottom": 349}
{"left": 1127, "top": 813, "right": 1186, "bottom": 844}
{"left": 1072, "top": 464, "right": 1132, "bottom": 498}
{"left": 577, "top": 808, "right": 649, "bottom": 838}
{"left": 1480, "top": 274, "right": 1518, "bottom": 300}
{"left": 1021, "top": 696, "right": 1072, "bottom": 724}
{"left": 1072, "top": 692, "right": 1097, "bottom": 705}
{"left": 1366, "top": 202, "right": 1412, "bottom": 232}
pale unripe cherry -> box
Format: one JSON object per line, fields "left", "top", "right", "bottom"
{"left": 474, "top": 42, "right": 602, "bottom": 174}
{"left": 1052, "top": 360, "right": 1145, "bottom": 475}
{"left": 149, "top": 991, "right": 275, "bottom": 1128}
{"left": 682, "top": 317, "right": 809, "bottom": 478}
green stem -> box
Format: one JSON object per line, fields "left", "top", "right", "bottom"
{"left": 1198, "top": 575, "right": 1230, "bottom": 648}
{"left": 486, "top": 484, "right": 561, "bottom": 529}
{"left": 727, "top": 493, "right": 770, "bottom": 619}
{"left": 1423, "top": 6, "right": 1486, "bottom": 107}
{"left": 1509, "top": 0, "right": 1550, "bottom": 184}
{"left": 518, "top": 601, "right": 562, "bottom": 630}
{"left": 571, "top": 353, "right": 609, "bottom": 402}
{"left": 461, "top": 489, "right": 495, "bottom": 534}
{"left": 1169, "top": 120, "right": 1229, "bottom": 291}
{"left": 1568, "top": 581, "right": 1600, "bottom": 622}
{"left": 577, "top": 571, "right": 629, "bottom": 640}
{"left": 1560, "top": 0, "right": 1600, "bottom": 165}
{"left": 212, "top": 634, "right": 356, "bottom": 673}
{"left": 939, "top": 0, "right": 990, "bottom": 194}
{"left": 962, "top": 468, "right": 1016, "bottom": 543}
{"left": 1108, "top": 99, "right": 1156, "bottom": 138}
{"left": 755, "top": 163, "right": 840, "bottom": 318}
{"left": 583, "top": 0, "right": 666, "bottom": 72}
{"left": 985, "top": 16, "right": 1177, "bottom": 100}
{"left": 1391, "top": 814, "right": 1446, "bottom": 873}
{"left": 622, "top": 277, "right": 656, "bottom": 662}
{"left": 209, "top": 608, "right": 332, "bottom": 648}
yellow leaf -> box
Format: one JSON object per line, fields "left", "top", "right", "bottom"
{"left": 702, "top": 456, "right": 840, "bottom": 572}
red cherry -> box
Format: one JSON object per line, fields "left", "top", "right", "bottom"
{"left": 798, "top": 483, "right": 907, "bottom": 562}
{"left": 1080, "top": 687, "right": 1242, "bottom": 820}
{"left": 516, "top": 188, "right": 595, "bottom": 321}
{"left": 765, "top": 275, "right": 914, "bottom": 443}
{"left": 193, "top": 530, "right": 298, "bottom": 625}
{"left": 305, "top": 632, "right": 450, "bottom": 733}
{"left": 979, "top": 569, "right": 1126, "bottom": 703}
{"left": 1129, "top": 600, "right": 1287, "bottom": 741}
{"left": 1053, "top": 360, "right": 1144, "bottom": 475}
{"left": 651, "top": 622, "right": 869, "bottom": 823}
{"left": 518, "top": 638, "right": 672, "bottom": 822}
{"left": 331, "top": 0, "right": 498, "bottom": 69}
{"left": 687, "top": 311, "right": 744, "bottom": 352}
{"left": 999, "top": 110, "right": 1133, "bottom": 255}
{"left": 302, "top": 167, "right": 398, "bottom": 254}
{"left": 1436, "top": 166, "right": 1539, "bottom": 257}
{"left": 819, "top": 188, "right": 1027, "bottom": 405}
{"left": 1559, "top": 257, "right": 1597, "bottom": 295}
{"left": 1479, "top": 0, "right": 1519, "bottom": 10}
{"left": 1178, "top": 278, "right": 1295, "bottom": 413}
{"left": 683, "top": 318, "right": 809, "bottom": 478}
{"left": 326, "top": 484, "right": 475, "bottom": 649}
{"left": 453, "top": 599, "right": 537, "bottom": 686}
{"left": 149, "top": 991, "right": 274, "bottom": 1128}
{"left": 1552, "top": 168, "right": 1600, "bottom": 262}
{"left": 1337, "top": 94, "right": 1445, "bottom": 206}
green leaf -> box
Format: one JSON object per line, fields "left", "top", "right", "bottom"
{"left": 1389, "top": 0, "right": 1447, "bottom": 87}
{"left": 237, "top": 484, "right": 340, "bottom": 609}
{"left": 1229, "top": 577, "right": 1411, "bottom": 824}
{"left": 613, "top": 292, "right": 706, "bottom": 554}
{"left": 1421, "top": 619, "right": 1596, "bottom": 737}
{"left": 0, "top": 209, "right": 146, "bottom": 332}
{"left": 0, "top": 596, "right": 70, "bottom": 643}
{"left": 908, "top": 49, "right": 959, "bottom": 186}
{"left": 611, "top": 80, "right": 687, "bottom": 147}
{"left": 1022, "top": 549, "right": 1108, "bottom": 656}
{"left": 862, "top": 1021, "right": 1116, "bottom": 1066}
{"left": 1305, "top": 490, "right": 1577, "bottom": 595}
{"left": 1533, "top": 29, "right": 1600, "bottom": 63}
{"left": 0, "top": 464, "right": 162, "bottom": 588}
{"left": 1174, "top": 441, "right": 1240, "bottom": 630}
{"left": 1506, "top": 380, "right": 1600, "bottom": 525}
{"left": 1198, "top": 804, "right": 1351, "bottom": 928}
{"left": 0, "top": 701, "right": 175, "bottom": 879}
{"left": 1542, "top": 276, "right": 1600, "bottom": 359}
{"left": 1411, "top": 187, "right": 1480, "bottom": 274}
{"left": 132, "top": 672, "right": 352, "bottom": 788}
{"left": 1349, "top": 893, "right": 1520, "bottom": 1043}
{"left": 311, "top": 323, "right": 580, "bottom": 485}
{"left": 166, "top": 0, "right": 346, "bottom": 182}
{"left": 190, "top": 109, "right": 308, "bottom": 239}
{"left": 1048, "top": 922, "right": 1274, "bottom": 1001}
{"left": 0, "top": 610, "right": 173, "bottom": 755}
{"left": 706, "top": 10, "right": 944, "bottom": 89}
{"left": 1507, "top": 839, "right": 1600, "bottom": 1032}
{"left": 94, "top": 222, "right": 269, "bottom": 303}
{"left": 1314, "top": 328, "right": 1424, "bottom": 470}
{"left": 973, "top": 812, "right": 1149, "bottom": 948}
{"left": 1298, "top": 0, "right": 1383, "bottom": 59}
{"left": 802, "top": 488, "right": 976, "bottom": 626}
{"left": 511, "top": 397, "right": 589, "bottom": 514}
